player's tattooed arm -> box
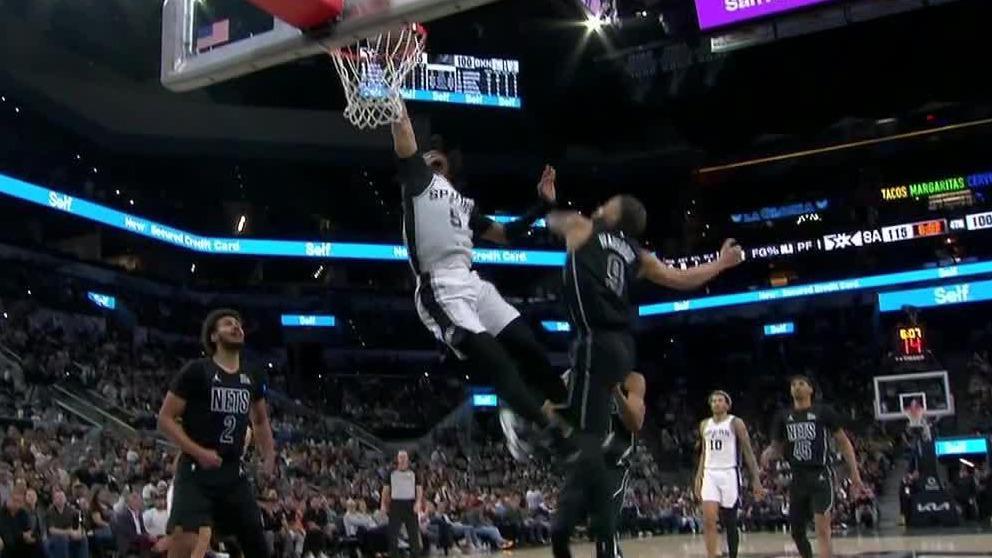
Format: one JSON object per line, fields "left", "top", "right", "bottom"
{"left": 638, "top": 239, "right": 743, "bottom": 291}
{"left": 694, "top": 419, "right": 707, "bottom": 500}
{"left": 391, "top": 102, "right": 418, "bottom": 158}
{"left": 733, "top": 418, "right": 766, "bottom": 498}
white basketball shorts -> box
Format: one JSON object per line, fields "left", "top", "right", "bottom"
{"left": 701, "top": 468, "right": 740, "bottom": 508}
{"left": 415, "top": 268, "right": 520, "bottom": 357}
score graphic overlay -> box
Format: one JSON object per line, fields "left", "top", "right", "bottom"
{"left": 401, "top": 54, "right": 521, "bottom": 108}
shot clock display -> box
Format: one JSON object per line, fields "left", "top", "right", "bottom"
{"left": 896, "top": 326, "right": 926, "bottom": 358}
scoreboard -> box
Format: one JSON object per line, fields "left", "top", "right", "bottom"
{"left": 402, "top": 54, "right": 522, "bottom": 108}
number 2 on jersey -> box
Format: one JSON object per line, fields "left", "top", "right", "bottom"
{"left": 220, "top": 415, "right": 236, "bottom": 444}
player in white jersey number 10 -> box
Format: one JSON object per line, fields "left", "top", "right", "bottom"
{"left": 695, "top": 390, "right": 765, "bottom": 558}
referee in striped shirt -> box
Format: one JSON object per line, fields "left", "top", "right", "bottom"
{"left": 382, "top": 450, "right": 424, "bottom": 558}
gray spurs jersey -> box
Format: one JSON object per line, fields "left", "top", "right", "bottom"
{"left": 397, "top": 154, "right": 494, "bottom": 275}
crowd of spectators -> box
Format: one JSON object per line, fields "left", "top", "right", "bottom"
{"left": 7, "top": 275, "right": 991, "bottom": 558}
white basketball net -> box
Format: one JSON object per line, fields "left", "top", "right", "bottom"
{"left": 328, "top": 25, "right": 426, "bottom": 130}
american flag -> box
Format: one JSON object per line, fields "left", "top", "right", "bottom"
{"left": 196, "top": 19, "right": 230, "bottom": 52}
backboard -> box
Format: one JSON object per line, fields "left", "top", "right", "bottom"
{"left": 873, "top": 371, "right": 954, "bottom": 421}
{"left": 161, "top": 0, "right": 504, "bottom": 92}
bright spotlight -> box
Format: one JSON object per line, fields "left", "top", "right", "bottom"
{"left": 583, "top": 15, "right": 603, "bottom": 32}
{"left": 236, "top": 214, "right": 247, "bottom": 233}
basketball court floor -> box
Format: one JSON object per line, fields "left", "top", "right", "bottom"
{"left": 509, "top": 531, "right": 992, "bottom": 557}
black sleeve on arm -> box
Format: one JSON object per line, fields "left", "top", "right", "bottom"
{"left": 397, "top": 154, "right": 433, "bottom": 197}
{"left": 502, "top": 200, "right": 554, "bottom": 241}
{"left": 469, "top": 208, "right": 495, "bottom": 237}
{"left": 169, "top": 361, "right": 202, "bottom": 400}
{"left": 252, "top": 367, "right": 270, "bottom": 403}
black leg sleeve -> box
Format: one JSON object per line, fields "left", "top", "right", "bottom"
{"left": 789, "top": 508, "right": 813, "bottom": 558}
{"left": 496, "top": 317, "right": 567, "bottom": 405}
{"left": 720, "top": 507, "right": 739, "bottom": 558}
{"left": 456, "top": 332, "right": 549, "bottom": 426}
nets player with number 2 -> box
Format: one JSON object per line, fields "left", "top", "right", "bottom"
{"left": 695, "top": 390, "right": 764, "bottom": 558}
{"left": 547, "top": 199, "right": 743, "bottom": 558}
{"left": 761, "top": 375, "right": 866, "bottom": 558}
{"left": 389, "top": 103, "right": 570, "bottom": 445}
{"left": 158, "top": 309, "right": 275, "bottom": 558}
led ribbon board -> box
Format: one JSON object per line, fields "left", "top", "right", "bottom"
{"left": 877, "top": 279, "right": 992, "bottom": 312}
{"left": 541, "top": 321, "right": 571, "bottom": 332}
{"left": 881, "top": 170, "right": 992, "bottom": 201}
{"left": 280, "top": 314, "right": 336, "bottom": 327}
{"left": 86, "top": 292, "right": 117, "bottom": 310}
{"left": 934, "top": 437, "right": 988, "bottom": 457}
{"left": 0, "top": 172, "right": 564, "bottom": 267}
{"left": 763, "top": 322, "right": 795, "bottom": 336}
{"left": 640, "top": 260, "right": 992, "bottom": 317}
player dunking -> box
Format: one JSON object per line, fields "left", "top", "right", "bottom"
{"left": 390, "top": 103, "right": 569, "bottom": 439}
{"left": 694, "top": 390, "right": 765, "bottom": 558}
{"left": 547, "top": 196, "right": 743, "bottom": 558}
{"left": 158, "top": 309, "right": 276, "bottom": 558}
{"left": 761, "top": 375, "right": 866, "bottom": 558}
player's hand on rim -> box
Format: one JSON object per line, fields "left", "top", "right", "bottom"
{"left": 717, "top": 239, "right": 744, "bottom": 269}
{"left": 537, "top": 165, "right": 556, "bottom": 204}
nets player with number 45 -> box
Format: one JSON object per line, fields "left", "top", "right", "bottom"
{"left": 761, "top": 375, "right": 867, "bottom": 558}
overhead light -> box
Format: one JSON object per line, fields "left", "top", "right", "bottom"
{"left": 267, "top": 362, "right": 274, "bottom": 369}
{"left": 115, "top": 189, "right": 120, "bottom": 196}
{"left": 313, "top": 265, "right": 325, "bottom": 279}
{"left": 960, "top": 458, "right": 975, "bottom": 468}
{"left": 190, "top": 263, "right": 196, "bottom": 273}
{"left": 583, "top": 15, "right": 603, "bottom": 32}
{"left": 26, "top": 289, "right": 31, "bottom": 296}
{"left": 129, "top": 199, "right": 135, "bottom": 206}
{"left": 424, "top": 372, "right": 429, "bottom": 378}
{"left": 2, "top": 313, "right": 7, "bottom": 319}
{"left": 236, "top": 214, "right": 247, "bottom": 233}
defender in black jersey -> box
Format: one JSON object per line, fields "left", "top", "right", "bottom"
{"left": 158, "top": 309, "right": 276, "bottom": 558}
{"left": 548, "top": 198, "right": 743, "bottom": 558}
{"left": 552, "top": 371, "right": 645, "bottom": 558}
{"left": 762, "top": 375, "right": 866, "bottom": 558}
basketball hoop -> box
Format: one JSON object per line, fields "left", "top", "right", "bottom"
{"left": 327, "top": 24, "right": 427, "bottom": 129}
{"left": 904, "top": 399, "right": 933, "bottom": 442}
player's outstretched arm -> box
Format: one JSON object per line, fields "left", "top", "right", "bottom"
{"left": 477, "top": 165, "right": 558, "bottom": 245}
{"left": 613, "top": 372, "right": 647, "bottom": 433}
{"left": 391, "top": 102, "right": 418, "bottom": 158}
{"left": 638, "top": 239, "right": 743, "bottom": 291}
{"left": 733, "top": 418, "right": 766, "bottom": 498}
